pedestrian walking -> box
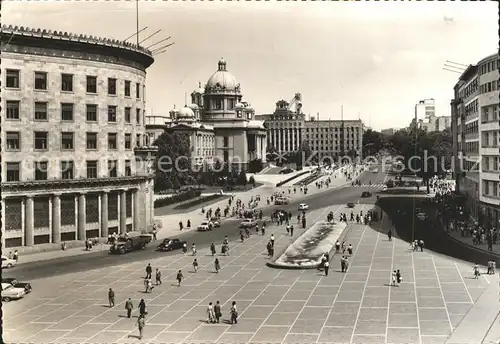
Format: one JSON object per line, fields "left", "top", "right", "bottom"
{"left": 324, "top": 260, "right": 330, "bottom": 276}
{"left": 418, "top": 240, "right": 424, "bottom": 252}
{"left": 155, "top": 269, "right": 162, "bottom": 285}
{"left": 136, "top": 314, "right": 145, "bottom": 339}
{"left": 145, "top": 263, "right": 152, "bottom": 279}
{"left": 230, "top": 301, "right": 238, "bottom": 324}
{"left": 335, "top": 240, "right": 341, "bottom": 253}
{"left": 340, "top": 256, "right": 346, "bottom": 272}
{"left": 182, "top": 243, "right": 187, "bottom": 254}
{"left": 473, "top": 264, "right": 480, "bottom": 279}
{"left": 347, "top": 244, "right": 353, "bottom": 255}
{"left": 388, "top": 229, "right": 392, "bottom": 241}
{"left": 193, "top": 259, "right": 199, "bottom": 273}
{"left": 290, "top": 225, "right": 294, "bottom": 236}
{"left": 138, "top": 299, "right": 147, "bottom": 317}
{"left": 192, "top": 243, "right": 197, "bottom": 256}
{"left": 214, "top": 301, "right": 222, "bottom": 323}
{"left": 108, "top": 288, "right": 115, "bottom": 307}
{"left": 215, "top": 258, "right": 220, "bottom": 273}
{"left": 177, "top": 270, "right": 183, "bottom": 286}
{"left": 391, "top": 270, "right": 397, "bottom": 286}
{"left": 13, "top": 250, "right": 19, "bottom": 262}
{"left": 344, "top": 256, "right": 349, "bottom": 272}
{"left": 270, "top": 234, "right": 275, "bottom": 247}
{"left": 125, "top": 298, "right": 133, "bottom": 318}
{"left": 396, "top": 270, "right": 402, "bottom": 285}
{"left": 207, "top": 302, "right": 215, "bottom": 323}
{"left": 210, "top": 243, "right": 216, "bottom": 256}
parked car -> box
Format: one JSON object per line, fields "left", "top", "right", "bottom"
{"left": 157, "top": 238, "right": 187, "bottom": 251}
{"left": 239, "top": 219, "right": 257, "bottom": 228}
{"left": 347, "top": 202, "right": 355, "bottom": 208}
{"left": 109, "top": 234, "right": 152, "bottom": 254}
{"left": 298, "top": 203, "right": 309, "bottom": 211}
{"left": 2, "top": 278, "right": 32, "bottom": 294}
{"left": 210, "top": 217, "right": 221, "bottom": 227}
{"left": 361, "top": 191, "right": 372, "bottom": 198}
{"left": 1, "top": 256, "right": 16, "bottom": 269}
{"left": 198, "top": 221, "right": 213, "bottom": 232}
{"left": 1, "top": 283, "right": 25, "bottom": 302}
{"left": 274, "top": 197, "right": 290, "bottom": 205}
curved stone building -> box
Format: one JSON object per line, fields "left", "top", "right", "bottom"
{"left": 1, "top": 25, "right": 157, "bottom": 250}
{"left": 452, "top": 52, "right": 499, "bottom": 224}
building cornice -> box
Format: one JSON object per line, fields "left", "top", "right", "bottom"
{"left": 1, "top": 25, "right": 154, "bottom": 70}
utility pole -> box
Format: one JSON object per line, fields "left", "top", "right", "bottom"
{"left": 340, "top": 105, "right": 345, "bottom": 159}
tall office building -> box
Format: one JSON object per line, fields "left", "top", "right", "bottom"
{"left": 451, "top": 53, "right": 499, "bottom": 224}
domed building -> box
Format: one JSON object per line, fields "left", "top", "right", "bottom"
{"left": 163, "top": 58, "right": 267, "bottom": 170}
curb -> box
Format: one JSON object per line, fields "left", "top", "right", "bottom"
{"left": 438, "top": 217, "right": 500, "bottom": 261}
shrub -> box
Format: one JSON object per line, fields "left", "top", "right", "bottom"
{"left": 174, "top": 194, "right": 224, "bottom": 210}
{"left": 154, "top": 189, "right": 202, "bottom": 208}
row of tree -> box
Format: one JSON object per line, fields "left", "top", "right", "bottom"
{"left": 362, "top": 127, "right": 453, "bottom": 191}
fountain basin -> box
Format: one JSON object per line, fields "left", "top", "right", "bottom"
{"left": 267, "top": 221, "right": 347, "bottom": 269}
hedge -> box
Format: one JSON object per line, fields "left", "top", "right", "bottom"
{"left": 174, "top": 194, "right": 225, "bottom": 210}
{"left": 276, "top": 170, "right": 309, "bottom": 187}
{"left": 154, "top": 189, "right": 202, "bottom": 208}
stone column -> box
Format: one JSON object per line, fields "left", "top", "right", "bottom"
{"left": 78, "top": 193, "right": 86, "bottom": 240}
{"left": 133, "top": 189, "right": 140, "bottom": 231}
{"left": 120, "top": 190, "right": 127, "bottom": 234}
{"left": 25, "top": 196, "right": 34, "bottom": 247}
{"left": 287, "top": 128, "right": 291, "bottom": 152}
{"left": 101, "top": 191, "right": 109, "bottom": 238}
{"left": 52, "top": 194, "right": 61, "bottom": 243}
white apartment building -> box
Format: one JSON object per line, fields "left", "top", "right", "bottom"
{"left": 452, "top": 53, "right": 499, "bottom": 225}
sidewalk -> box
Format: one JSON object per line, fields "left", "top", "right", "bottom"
{"left": 443, "top": 226, "right": 500, "bottom": 258}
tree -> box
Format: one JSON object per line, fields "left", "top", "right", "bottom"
{"left": 153, "top": 131, "right": 194, "bottom": 192}
{"left": 362, "top": 129, "right": 385, "bottom": 157}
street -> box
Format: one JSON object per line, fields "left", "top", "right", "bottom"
{"left": 4, "top": 168, "right": 385, "bottom": 281}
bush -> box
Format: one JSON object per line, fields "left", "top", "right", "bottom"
{"left": 154, "top": 189, "right": 202, "bottom": 208}
{"left": 249, "top": 176, "right": 256, "bottom": 186}
{"left": 174, "top": 194, "right": 224, "bottom": 210}
{"left": 276, "top": 170, "right": 309, "bottom": 187}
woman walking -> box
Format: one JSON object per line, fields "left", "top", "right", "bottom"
{"left": 177, "top": 270, "right": 183, "bottom": 286}
{"left": 230, "top": 301, "right": 238, "bottom": 324}
{"left": 136, "top": 314, "right": 145, "bottom": 339}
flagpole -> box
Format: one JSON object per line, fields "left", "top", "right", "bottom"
{"left": 136, "top": 0, "right": 139, "bottom": 46}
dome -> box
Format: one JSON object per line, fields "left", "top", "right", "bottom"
{"left": 235, "top": 102, "right": 245, "bottom": 109}
{"left": 177, "top": 106, "right": 195, "bottom": 118}
{"left": 188, "top": 103, "right": 199, "bottom": 111}
{"left": 192, "top": 81, "right": 204, "bottom": 95}
{"left": 206, "top": 58, "right": 238, "bottom": 90}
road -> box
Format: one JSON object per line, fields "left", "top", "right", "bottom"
{"left": 5, "top": 168, "right": 386, "bottom": 281}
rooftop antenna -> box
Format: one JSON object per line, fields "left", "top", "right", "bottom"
{"left": 152, "top": 43, "right": 175, "bottom": 56}
{"left": 446, "top": 60, "right": 469, "bottom": 67}
{"left": 123, "top": 26, "right": 148, "bottom": 42}
{"left": 184, "top": 92, "right": 187, "bottom": 106}
{"left": 140, "top": 29, "right": 161, "bottom": 44}
{"left": 136, "top": 0, "right": 139, "bottom": 46}
{"left": 147, "top": 36, "right": 172, "bottom": 50}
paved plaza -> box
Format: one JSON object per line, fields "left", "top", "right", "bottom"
{"left": 4, "top": 204, "right": 492, "bottom": 344}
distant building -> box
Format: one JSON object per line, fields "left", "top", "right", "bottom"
{"left": 451, "top": 53, "right": 499, "bottom": 225}
{"left": 145, "top": 59, "right": 267, "bottom": 171}
{"left": 381, "top": 128, "right": 398, "bottom": 135}
{"left": 411, "top": 98, "right": 451, "bottom": 132}
{"left": 255, "top": 95, "right": 364, "bottom": 160}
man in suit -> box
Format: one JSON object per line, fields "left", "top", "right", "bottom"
{"left": 125, "top": 298, "right": 134, "bottom": 318}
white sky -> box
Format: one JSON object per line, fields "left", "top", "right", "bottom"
{"left": 3, "top": 1, "right": 497, "bottom": 130}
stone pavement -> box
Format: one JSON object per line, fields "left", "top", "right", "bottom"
{"left": 4, "top": 204, "right": 493, "bottom": 344}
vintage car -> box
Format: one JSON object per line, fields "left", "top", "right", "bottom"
{"left": 361, "top": 191, "right": 372, "bottom": 198}
{"left": 298, "top": 203, "right": 309, "bottom": 211}
{"left": 197, "top": 221, "right": 213, "bottom": 232}
{"left": 1, "top": 283, "right": 25, "bottom": 302}
{"left": 347, "top": 202, "right": 355, "bottom": 208}
{"left": 157, "top": 238, "right": 187, "bottom": 251}
{"left": 239, "top": 219, "right": 257, "bottom": 228}
{"left": 2, "top": 278, "right": 32, "bottom": 293}
{"left": 110, "top": 234, "right": 152, "bottom": 254}
{"left": 210, "top": 217, "right": 221, "bottom": 227}
{"left": 1, "top": 256, "right": 16, "bottom": 269}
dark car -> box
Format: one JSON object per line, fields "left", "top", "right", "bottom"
{"left": 157, "top": 238, "right": 186, "bottom": 252}
{"left": 361, "top": 191, "right": 372, "bottom": 198}
{"left": 347, "top": 202, "right": 355, "bottom": 208}
{"left": 2, "top": 278, "right": 32, "bottom": 293}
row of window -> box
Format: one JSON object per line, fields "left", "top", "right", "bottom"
{"left": 459, "top": 78, "right": 478, "bottom": 100}
{"left": 5, "top": 160, "right": 133, "bottom": 182}
{"left": 481, "top": 131, "right": 499, "bottom": 148}
{"left": 479, "top": 80, "right": 500, "bottom": 94}
{"left": 479, "top": 59, "right": 499, "bottom": 76}
{"left": 482, "top": 156, "right": 500, "bottom": 172}
{"left": 5, "top": 69, "right": 144, "bottom": 99}
{"left": 5, "top": 100, "right": 145, "bottom": 124}
{"left": 5, "top": 131, "right": 144, "bottom": 151}
{"left": 481, "top": 105, "right": 499, "bottom": 123}
{"left": 465, "top": 100, "right": 479, "bottom": 117}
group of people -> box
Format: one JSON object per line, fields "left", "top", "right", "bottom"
{"left": 410, "top": 239, "right": 425, "bottom": 252}
{"left": 206, "top": 301, "right": 238, "bottom": 324}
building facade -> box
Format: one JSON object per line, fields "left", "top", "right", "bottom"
{"left": 1, "top": 25, "right": 157, "bottom": 249}
{"left": 256, "top": 95, "right": 364, "bottom": 161}
{"left": 451, "top": 53, "right": 499, "bottom": 225}
{"left": 146, "top": 59, "right": 267, "bottom": 171}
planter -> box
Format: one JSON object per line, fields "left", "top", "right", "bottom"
{"left": 267, "top": 221, "right": 347, "bottom": 269}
